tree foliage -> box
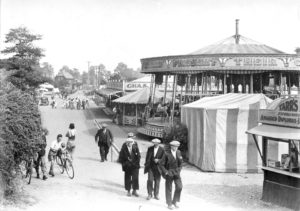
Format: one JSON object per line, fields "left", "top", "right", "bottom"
{"left": 112, "top": 62, "right": 143, "bottom": 81}
{"left": 1, "top": 27, "right": 50, "bottom": 90}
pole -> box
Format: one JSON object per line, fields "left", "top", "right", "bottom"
{"left": 163, "top": 74, "right": 168, "bottom": 106}
{"left": 135, "top": 104, "right": 138, "bottom": 126}
{"left": 250, "top": 73, "right": 254, "bottom": 94}
{"left": 171, "top": 75, "right": 177, "bottom": 123}
{"left": 223, "top": 73, "right": 226, "bottom": 94}
{"left": 288, "top": 73, "right": 291, "bottom": 95}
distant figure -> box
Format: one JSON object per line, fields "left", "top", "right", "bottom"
{"left": 95, "top": 123, "right": 113, "bottom": 162}
{"left": 118, "top": 138, "right": 141, "bottom": 197}
{"left": 159, "top": 140, "right": 183, "bottom": 210}
{"left": 144, "top": 138, "right": 164, "bottom": 200}
{"left": 112, "top": 106, "right": 117, "bottom": 123}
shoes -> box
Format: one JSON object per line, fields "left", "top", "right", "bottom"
{"left": 127, "top": 191, "right": 131, "bottom": 197}
{"left": 100, "top": 160, "right": 104, "bottom": 162}
{"left": 172, "top": 203, "right": 179, "bottom": 209}
{"left": 42, "top": 175, "right": 48, "bottom": 180}
{"left": 167, "top": 205, "right": 174, "bottom": 210}
{"left": 132, "top": 190, "right": 139, "bottom": 197}
{"left": 154, "top": 195, "right": 160, "bottom": 200}
{"left": 146, "top": 195, "right": 152, "bottom": 200}
{"left": 49, "top": 171, "right": 54, "bottom": 177}
{"left": 36, "top": 174, "right": 40, "bottom": 179}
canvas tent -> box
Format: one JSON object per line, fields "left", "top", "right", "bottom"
{"left": 181, "top": 93, "right": 273, "bottom": 173}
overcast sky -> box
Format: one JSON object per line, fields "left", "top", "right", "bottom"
{"left": 1, "top": 0, "right": 300, "bottom": 73}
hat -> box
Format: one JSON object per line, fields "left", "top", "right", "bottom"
{"left": 102, "top": 123, "right": 108, "bottom": 128}
{"left": 126, "top": 138, "right": 134, "bottom": 143}
{"left": 127, "top": 132, "right": 135, "bottom": 138}
{"left": 170, "top": 140, "right": 180, "bottom": 147}
{"left": 151, "top": 138, "right": 161, "bottom": 144}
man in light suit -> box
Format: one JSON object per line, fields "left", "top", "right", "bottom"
{"left": 144, "top": 138, "right": 165, "bottom": 200}
{"left": 159, "top": 140, "right": 183, "bottom": 210}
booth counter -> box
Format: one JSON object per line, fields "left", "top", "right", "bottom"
{"left": 247, "top": 97, "right": 300, "bottom": 210}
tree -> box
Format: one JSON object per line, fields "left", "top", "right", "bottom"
{"left": 81, "top": 71, "right": 88, "bottom": 84}
{"left": 113, "top": 62, "right": 143, "bottom": 81}
{"left": 1, "top": 27, "right": 48, "bottom": 90}
{"left": 40, "top": 62, "right": 54, "bottom": 79}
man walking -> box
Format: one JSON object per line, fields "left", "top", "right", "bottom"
{"left": 118, "top": 138, "right": 141, "bottom": 197}
{"left": 144, "top": 138, "right": 164, "bottom": 200}
{"left": 35, "top": 128, "right": 48, "bottom": 180}
{"left": 95, "top": 123, "right": 113, "bottom": 162}
{"left": 159, "top": 140, "right": 183, "bottom": 210}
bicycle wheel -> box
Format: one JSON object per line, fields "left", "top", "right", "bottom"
{"left": 56, "top": 156, "right": 64, "bottom": 174}
{"left": 65, "top": 158, "right": 74, "bottom": 179}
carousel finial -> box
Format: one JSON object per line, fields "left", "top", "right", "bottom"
{"left": 235, "top": 19, "right": 240, "bottom": 44}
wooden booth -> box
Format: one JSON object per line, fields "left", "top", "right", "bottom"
{"left": 247, "top": 97, "right": 300, "bottom": 210}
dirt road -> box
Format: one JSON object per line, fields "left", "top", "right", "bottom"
{"left": 2, "top": 91, "right": 290, "bottom": 211}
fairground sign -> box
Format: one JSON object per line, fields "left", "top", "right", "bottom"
{"left": 259, "top": 97, "right": 300, "bottom": 128}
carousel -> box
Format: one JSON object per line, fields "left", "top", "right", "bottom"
{"left": 138, "top": 20, "right": 300, "bottom": 138}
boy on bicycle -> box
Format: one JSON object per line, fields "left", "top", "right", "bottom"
{"left": 48, "top": 134, "right": 64, "bottom": 177}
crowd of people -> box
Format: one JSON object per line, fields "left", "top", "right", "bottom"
{"left": 94, "top": 125, "right": 183, "bottom": 210}
{"left": 61, "top": 97, "right": 89, "bottom": 110}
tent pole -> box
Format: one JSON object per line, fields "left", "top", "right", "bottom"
{"left": 135, "top": 104, "right": 138, "bottom": 126}
{"left": 279, "top": 72, "right": 283, "bottom": 96}
{"left": 288, "top": 73, "right": 291, "bottom": 95}
{"left": 250, "top": 73, "right": 254, "bottom": 94}
{"left": 260, "top": 74, "right": 263, "bottom": 93}
{"left": 171, "top": 74, "right": 177, "bottom": 124}
{"left": 163, "top": 74, "right": 168, "bottom": 106}
{"left": 122, "top": 104, "right": 125, "bottom": 126}
{"left": 223, "top": 73, "right": 226, "bottom": 94}
{"left": 149, "top": 74, "right": 154, "bottom": 103}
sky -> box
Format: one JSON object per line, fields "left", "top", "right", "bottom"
{"left": 1, "top": 0, "right": 300, "bottom": 74}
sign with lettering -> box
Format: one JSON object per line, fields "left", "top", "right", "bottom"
{"left": 259, "top": 97, "right": 300, "bottom": 128}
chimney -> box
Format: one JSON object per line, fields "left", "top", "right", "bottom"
{"left": 235, "top": 19, "right": 240, "bottom": 44}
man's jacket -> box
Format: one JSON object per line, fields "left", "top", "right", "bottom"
{"left": 144, "top": 145, "right": 164, "bottom": 174}
{"left": 95, "top": 128, "right": 113, "bottom": 147}
{"left": 119, "top": 144, "right": 141, "bottom": 172}
{"left": 159, "top": 150, "right": 183, "bottom": 179}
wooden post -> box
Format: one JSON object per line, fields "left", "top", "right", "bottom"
{"left": 163, "top": 74, "right": 169, "bottom": 106}
{"left": 171, "top": 75, "right": 177, "bottom": 123}
{"left": 184, "top": 75, "right": 189, "bottom": 104}
{"left": 179, "top": 86, "right": 183, "bottom": 110}
{"left": 208, "top": 75, "right": 212, "bottom": 94}
{"left": 135, "top": 104, "right": 138, "bottom": 126}
{"left": 223, "top": 73, "right": 227, "bottom": 94}
{"left": 250, "top": 73, "right": 254, "bottom": 94}
{"left": 201, "top": 73, "right": 204, "bottom": 95}
{"left": 216, "top": 74, "right": 220, "bottom": 94}
{"left": 242, "top": 75, "right": 246, "bottom": 93}
{"left": 260, "top": 74, "right": 263, "bottom": 93}
{"left": 262, "top": 137, "right": 268, "bottom": 166}
{"left": 149, "top": 74, "right": 154, "bottom": 103}
{"left": 279, "top": 72, "right": 283, "bottom": 95}
{"left": 122, "top": 104, "right": 125, "bottom": 126}
{"left": 288, "top": 73, "right": 291, "bottom": 95}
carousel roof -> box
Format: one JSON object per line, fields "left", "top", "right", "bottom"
{"left": 190, "top": 35, "right": 286, "bottom": 55}
{"left": 113, "top": 87, "right": 173, "bottom": 104}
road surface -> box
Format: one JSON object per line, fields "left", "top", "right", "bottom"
{"left": 2, "top": 91, "right": 290, "bottom": 211}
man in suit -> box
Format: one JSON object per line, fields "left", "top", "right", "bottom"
{"left": 144, "top": 138, "right": 164, "bottom": 200}
{"left": 118, "top": 138, "right": 141, "bottom": 197}
{"left": 95, "top": 123, "right": 113, "bottom": 162}
{"left": 159, "top": 140, "right": 183, "bottom": 210}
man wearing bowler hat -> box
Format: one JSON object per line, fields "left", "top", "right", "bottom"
{"left": 144, "top": 138, "right": 165, "bottom": 200}
{"left": 95, "top": 123, "right": 113, "bottom": 162}
{"left": 118, "top": 137, "right": 141, "bottom": 197}
{"left": 159, "top": 140, "right": 183, "bottom": 210}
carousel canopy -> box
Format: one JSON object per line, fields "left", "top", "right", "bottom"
{"left": 190, "top": 35, "right": 285, "bottom": 55}
{"left": 113, "top": 87, "right": 173, "bottom": 104}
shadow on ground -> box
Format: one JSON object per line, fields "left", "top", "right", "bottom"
{"left": 184, "top": 184, "right": 285, "bottom": 210}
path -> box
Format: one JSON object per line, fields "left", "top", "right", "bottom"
{"left": 2, "top": 91, "right": 291, "bottom": 211}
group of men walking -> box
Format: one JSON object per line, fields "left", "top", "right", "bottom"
{"left": 94, "top": 125, "right": 183, "bottom": 210}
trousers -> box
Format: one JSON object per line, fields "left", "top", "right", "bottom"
{"left": 99, "top": 145, "right": 109, "bottom": 161}
{"left": 147, "top": 169, "right": 161, "bottom": 197}
{"left": 124, "top": 168, "right": 139, "bottom": 191}
{"left": 35, "top": 154, "right": 46, "bottom": 175}
{"left": 165, "top": 175, "right": 182, "bottom": 206}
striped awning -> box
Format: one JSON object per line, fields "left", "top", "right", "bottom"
{"left": 95, "top": 88, "right": 123, "bottom": 97}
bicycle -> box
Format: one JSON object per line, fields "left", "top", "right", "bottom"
{"left": 19, "top": 156, "right": 34, "bottom": 184}
{"left": 55, "top": 150, "right": 74, "bottom": 179}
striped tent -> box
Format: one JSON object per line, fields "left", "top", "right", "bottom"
{"left": 181, "top": 94, "right": 273, "bottom": 173}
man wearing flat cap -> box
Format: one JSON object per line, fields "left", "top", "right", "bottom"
{"left": 95, "top": 123, "right": 113, "bottom": 162}
{"left": 159, "top": 140, "right": 183, "bottom": 210}
{"left": 118, "top": 137, "right": 141, "bottom": 197}
{"left": 144, "top": 138, "right": 165, "bottom": 200}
